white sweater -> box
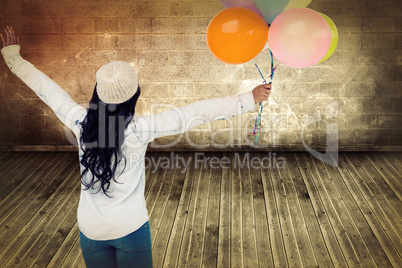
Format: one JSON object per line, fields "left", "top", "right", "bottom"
{"left": 1, "top": 45, "right": 256, "bottom": 240}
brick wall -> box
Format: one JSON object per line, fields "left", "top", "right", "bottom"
{"left": 0, "top": 0, "right": 401, "bottom": 151}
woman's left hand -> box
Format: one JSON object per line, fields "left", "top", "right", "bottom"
{"left": 1, "top": 26, "right": 20, "bottom": 48}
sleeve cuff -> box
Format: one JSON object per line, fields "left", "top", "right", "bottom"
{"left": 238, "top": 91, "right": 256, "bottom": 112}
{"left": 1, "top": 45, "right": 21, "bottom": 61}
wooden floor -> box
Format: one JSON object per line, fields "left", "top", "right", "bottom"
{"left": 0, "top": 151, "right": 401, "bottom": 268}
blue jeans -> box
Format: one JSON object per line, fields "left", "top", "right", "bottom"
{"left": 80, "top": 222, "right": 153, "bottom": 268}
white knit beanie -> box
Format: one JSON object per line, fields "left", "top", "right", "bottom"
{"left": 96, "top": 61, "right": 139, "bottom": 104}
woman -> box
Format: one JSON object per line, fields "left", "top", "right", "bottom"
{"left": 1, "top": 26, "right": 271, "bottom": 268}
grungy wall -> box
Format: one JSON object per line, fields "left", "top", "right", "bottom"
{"left": 0, "top": 0, "right": 401, "bottom": 151}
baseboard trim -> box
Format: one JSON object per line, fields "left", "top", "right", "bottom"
{"left": 1, "top": 145, "right": 401, "bottom": 152}
{"left": 0, "top": 145, "right": 79, "bottom": 152}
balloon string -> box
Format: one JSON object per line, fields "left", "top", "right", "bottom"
{"left": 255, "top": 63, "right": 266, "bottom": 84}
{"left": 253, "top": 49, "right": 277, "bottom": 145}
{"left": 253, "top": 66, "right": 265, "bottom": 145}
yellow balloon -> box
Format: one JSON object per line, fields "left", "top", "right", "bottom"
{"left": 319, "top": 13, "right": 338, "bottom": 63}
{"left": 284, "top": 0, "right": 312, "bottom": 10}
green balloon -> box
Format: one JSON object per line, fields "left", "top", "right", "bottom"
{"left": 318, "top": 13, "right": 338, "bottom": 63}
{"left": 253, "top": 0, "right": 290, "bottom": 24}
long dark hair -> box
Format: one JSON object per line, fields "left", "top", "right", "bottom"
{"left": 80, "top": 84, "right": 140, "bottom": 196}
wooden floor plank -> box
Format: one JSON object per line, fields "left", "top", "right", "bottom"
{"left": 144, "top": 153, "right": 158, "bottom": 198}
{"left": 0, "top": 151, "right": 33, "bottom": 172}
{"left": 303, "top": 153, "right": 366, "bottom": 267}
{"left": 294, "top": 153, "right": 348, "bottom": 268}
{"left": 33, "top": 198, "right": 80, "bottom": 267}
{"left": 0, "top": 154, "right": 78, "bottom": 263}
{"left": 0, "top": 153, "right": 55, "bottom": 208}
{"left": 186, "top": 153, "right": 211, "bottom": 268}
{"left": 148, "top": 164, "right": 177, "bottom": 250}
{"left": 60, "top": 235, "right": 83, "bottom": 268}
{"left": 239, "top": 153, "right": 259, "bottom": 268}
{"left": 384, "top": 152, "right": 402, "bottom": 177}
{"left": 231, "top": 153, "right": 243, "bottom": 268}
{"left": 313, "top": 153, "right": 378, "bottom": 267}
{"left": 2, "top": 171, "right": 80, "bottom": 267}
{"left": 163, "top": 153, "right": 196, "bottom": 268}
{"left": 145, "top": 160, "right": 168, "bottom": 216}
{"left": 271, "top": 153, "right": 303, "bottom": 268}
{"left": 279, "top": 153, "right": 319, "bottom": 267}
{"left": 0, "top": 154, "right": 76, "bottom": 255}
{"left": 287, "top": 153, "right": 334, "bottom": 268}
{"left": 47, "top": 222, "right": 80, "bottom": 268}
{"left": 354, "top": 152, "right": 402, "bottom": 218}
{"left": 365, "top": 153, "right": 402, "bottom": 201}
{"left": 380, "top": 153, "right": 402, "bottom": 183}
{"left": 326, "top": 154, "right": 391, "bottom": 266}
{"left": 146, "top": 155, "right": 175, "bottom": 264}
{"left": 387, "top": 152, "right": 402, "bottom": 172}
{"left": 0, "top": 152, "right": 32, "bottom": 179}
{"left": 380, "top": 153, "right": 402, "bottom": 193}
{"left": 342, "top": 153, "right": 402, "bottom": 257}
{"left": 0, "top": 153, "right": 59, "bottom": 220}
{"left": 177, "top": 155, "right": 203, "bottom": 268}
{"left": 0, "top": 152, "right": 41, "bottom": 200}
{"left": 74, "top": 254, "right": 86, "bottom": 268}
{"left": 346, "top": 154, "right": 402, "bottom": 247}
{"left": 250, "top": 153, "right": 274, "bottom": 268}
{"left": 18, "top": 196, "right": 80, "bottom": 268}
{"left": 202, "top": 153, "right": 222, "bottom": 268}
{"left": 260, "top": 154, "right": 288, "bottom": 268}
{"left": 217, "top": 152, "right": 232, "bottom": 268}
{"left": 0, "top": 151, "right": 12, "bottom": 162}
{"left": 332, "top": 153, "right": 401, "bottom": 267}
{"left": 152, "top": 154, "right": 188, "bottom": 268}
{"left": 0, "top": 152, "right": 32, "bottom": 188}
{"left": 0, "top": 153, "right": 68, "bottom": 236}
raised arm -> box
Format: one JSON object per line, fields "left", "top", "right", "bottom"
{"left": 133, "top": 84, "right": 271, "bottom": 143}
{"left": 1, "top": 27, "right": 86, "bottom": 135}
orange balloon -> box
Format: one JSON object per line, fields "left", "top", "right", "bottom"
{"left": 206, "top": 7, "right": 269, "bottom": 65}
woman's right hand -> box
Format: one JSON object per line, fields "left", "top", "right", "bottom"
{"left": 252, "top": 84, "right": 272, "bottom": 104}
{"left": 1, "top": 26, "right": 20, "bottom": 48}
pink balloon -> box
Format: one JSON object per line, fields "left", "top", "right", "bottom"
{"left": 219, "top": 0, "right": 263, "bottom": 18}
{"left": 268, "top": 8, "right": 331, "bottom": 68}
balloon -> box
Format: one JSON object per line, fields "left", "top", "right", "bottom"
{"left": 253, "top": 0, "right": 289, "bottom": 24}
{"left": 206, "top": 7, "right": 269, "bottom": 65}
{"left": 268, "top": 8, "right": 331, "bottom": 68}
{"left": 219, "top": 0, "right": 263, "bottom": 18}
{"left": 284, "top": 0, "right": 312, "bottom": 11}
{"left": 318, "top": 13, "right": 338, "bottom": 63}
